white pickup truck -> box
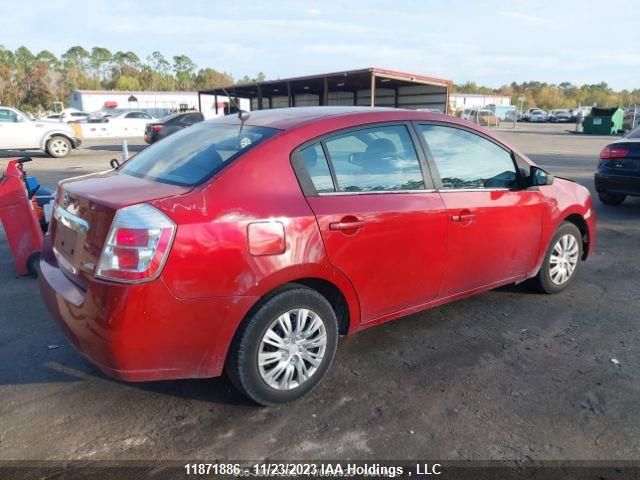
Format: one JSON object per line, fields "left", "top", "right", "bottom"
{"left": 0, "top": 106, "right": 81, "bottom": 158}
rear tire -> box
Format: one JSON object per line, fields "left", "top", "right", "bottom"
{"left": 226, "top": 287, "right": 339, "bottom": 405}
{"left": 46, "top": 136, "right": 72, "bottom": 158}
{"left": 531, "top": 222, "right": 582, "bottom": 294}
{"left": 598, "top": 192, "right": 626, "bottom": 205}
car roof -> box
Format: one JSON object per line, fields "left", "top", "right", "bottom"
{"left": 205, "top": 106, "right": 447, "bottom": 130}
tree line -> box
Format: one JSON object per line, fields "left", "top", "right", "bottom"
{"left": 453, "top": 81, "right": 640, "bottom": 112}
{"left": 0, "top": 45, "right": 265, "bottom": 113}
{"left": 2, "top": 44, "right": 638, "bottom": 114}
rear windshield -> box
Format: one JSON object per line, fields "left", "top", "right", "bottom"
{"left": 120, "top": 123, "right": 279, "bottom": 186}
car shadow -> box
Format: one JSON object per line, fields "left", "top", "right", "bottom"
{"left": 0, "top": 150, "right": 49, "bottom": 158}
{"left": 85, "top": 144, "right": 148, "bottom": 154}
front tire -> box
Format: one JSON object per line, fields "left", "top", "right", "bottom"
{"left": 531, "top": 222, "right": 583, "bottom": 294}
{"left": 27, "top": 252, "right": 40, "bottom": 277}
{"left": 598, "top": 192, "right": 626, "bottom": 205}
{"left": 46, "top": 136, "right": 72, "bottom": 158}
{"left": 226, "top": 287, "right": 339, "bottom": 405}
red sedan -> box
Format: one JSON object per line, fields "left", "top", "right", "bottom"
{"left": 39, "top": 107, "right": 596, "bottom": 405}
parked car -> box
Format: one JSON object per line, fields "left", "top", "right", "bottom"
{"left": 39, "top": 107, "right": 596, "bottom": 405}
{"left": 594, "top": 124, "right": 640, "bottom": 205}
{"left": 622, "top": 107, "right": 639, "bottom": 131}
{"left": 469, "top": 109, "right": 500, "bottom": 126}
{"left": 144, "top": 111, "right": 204, "bottom": 144}
{"left": 548, "top": 109, "right": 572, "bottom": 123}
{"left": 529, "top": 109, "right": 548, "bottom": 123}
{"left": 522, "top": 108, "right": 538, "bottom": 121}
{"left": 459, "top": 108, "right": 474, "bottom": 121}
{"left": 60, "top": 109, "right": 91, "bottom": 123}
{"left": 108, "top": 111, "right": 157, "bottom": 137}
{"left": 40, "top": 114, "right": 62, "bottom": 122}
{"left": 0, "top": 106, "right": 81, "bottom": 157}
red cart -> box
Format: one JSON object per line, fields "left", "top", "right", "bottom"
{"left": 0, "top": 158, "right": 44, "bottom": 276}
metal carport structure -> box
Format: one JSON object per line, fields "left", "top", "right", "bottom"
{"left": 198, "top": 67, "right": 451, "bottom": 117}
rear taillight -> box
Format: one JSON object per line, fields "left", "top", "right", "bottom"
{"left": 151, "top": 125, "right": 164, "bottom": 132}
{"left": 599, "top": 146, "right": 629, "bottom": 159}
{"left": 96, "top": 204, "right": 175, "bottom": 283}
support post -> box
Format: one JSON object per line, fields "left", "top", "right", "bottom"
{"left": 257, "top": 84, "right": 263, "bottom": 110}
{"left": 121, "top": 139, "right": 129, "bottom": 162}
{"left": 287, "top": 81, "right": 292, "bottom": 107}
{"left": 353, "top": 90, "right": 358, "bottom": 106}
{"left": 197, "top": 93, "right": 202, "bottom": 113}
{"left": 394, "top": 88, "right": 399, "bottom": 108}
{"left": 445, "top": 83, "right": 450, "bottom": 115}
{"left": 370, "top": 73, "right": 376, "bottom": 107}
{"left": 322, "top": 77, "right": 329, "bottom": 106}
{"left": 214, "top": 94, "right": 218, "bottom": 115}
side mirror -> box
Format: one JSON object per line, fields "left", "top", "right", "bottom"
{"left": 530, "top": 166, "right": 554, "bottom": 186}
{"left": 110, "top": 158, "right": 120, "bottom": 169}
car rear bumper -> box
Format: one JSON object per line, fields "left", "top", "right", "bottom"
{"left": 38, "top": 235, "right": 256, "bottom": 381}
{"left": 595, "top": 172, "right": 640, "bottom": 196}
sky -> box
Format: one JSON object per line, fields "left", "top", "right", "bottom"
{"left": 1, "top": 0, "right": 638, "bottom": 90}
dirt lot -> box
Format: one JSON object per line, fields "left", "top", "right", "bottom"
{"left": 1, "top": 123, "right": 639, "bottom": 461}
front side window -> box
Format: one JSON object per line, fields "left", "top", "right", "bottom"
{"left": 120, "top": 123, "right": 278, "bottom": 186}
{"left": 0, "top": 109, "right": 18, "bottom": 122}
{"left": 323, "top": 125, "right": 424, "bottom": 192}
{"left": 419, "top": 124, "right": 518, "bottom": 190}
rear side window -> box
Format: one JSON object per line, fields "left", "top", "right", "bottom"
{"left": 120, "top": 123, "right": 278, "bottom": 186}
{"left": 299, "top": 143, "right": 335, "bottom": 193}
{"left": 323, "top": 125, "right": 424, "bottom": 192}
{"left": 419, "top": 124, "right": 518, "bottom": 190}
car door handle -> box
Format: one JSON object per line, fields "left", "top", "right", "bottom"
{"left": 329, "top": 220, "right": 365, "bottom": 231}
{"left": 451, "top": 210, "right": 476, "bottom": 224}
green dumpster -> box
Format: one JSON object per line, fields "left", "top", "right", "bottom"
{"left": 582, "top": 106, "right": 624, "bottom": 135}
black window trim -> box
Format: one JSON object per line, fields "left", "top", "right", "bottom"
{"left": 411, "top": 120, "right": 529, "bottom": 192}
{"left": 290, "top": 121, "right": 436, "bottom": 197}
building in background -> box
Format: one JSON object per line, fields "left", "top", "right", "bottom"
{"left": 199, "top": 67, "right": 452, "bottom": 114}
{"left": 449, "top": 93, "right": 511, "bottom": 111}
{"left": 67, "top": 90, "right": 247, "bottom": 119}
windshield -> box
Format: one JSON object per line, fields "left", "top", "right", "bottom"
{"left": 120, "top": 123, "right": 279, "bottom": 186}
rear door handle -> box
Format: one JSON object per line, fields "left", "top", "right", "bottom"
{"left": 451, "top": 210, "right": 476, "bottom": 225}
{"left": 329, "top": 220, "right": 365, "bottom": 231}
{"left": 451, "top": 214, "right": 475, "bottom": 222}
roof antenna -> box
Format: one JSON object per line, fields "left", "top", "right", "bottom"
{"left": 221, "top": 88, "right": 250, "bottom": 132}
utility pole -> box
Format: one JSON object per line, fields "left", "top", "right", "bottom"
{"left": 516, "top": 96, "right": 525, "bottom": 129}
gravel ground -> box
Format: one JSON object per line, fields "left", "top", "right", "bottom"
{"left": 1, "top": 123, "right": 639, "bottom": 461}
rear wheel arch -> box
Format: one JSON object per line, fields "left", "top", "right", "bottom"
{"left": 237, "top": 278, "right": 351, "bottom": 338}
{"left": 222, "top": 278, "right": 352, "bottom": 377}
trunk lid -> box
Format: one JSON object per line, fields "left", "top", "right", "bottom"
{"left": 50, "top": 171, "right": 191, "bottom": 288}
{"left": 604, "top": 141, "right": 640, "bottom": 171}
